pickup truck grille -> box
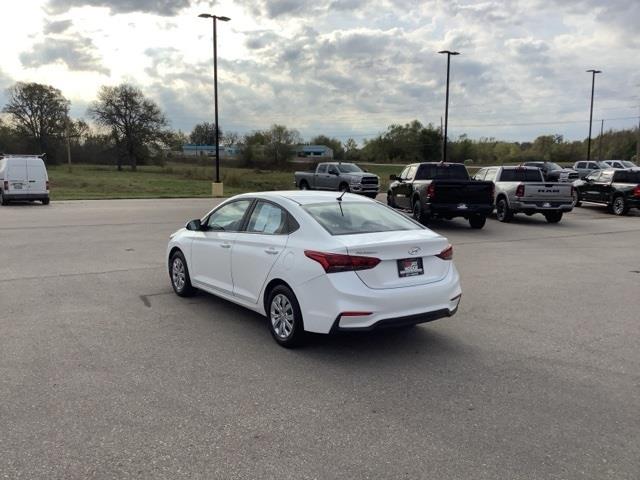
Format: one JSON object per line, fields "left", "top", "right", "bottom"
{"left": 361, "top": 176, "right": 379, "bottom": 185}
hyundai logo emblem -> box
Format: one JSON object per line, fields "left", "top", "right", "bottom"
{"left": 408, "top": 247, "right": 421, "bottom": 255}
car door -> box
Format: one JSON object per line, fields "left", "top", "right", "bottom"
{"left": 581, "top": 171, "right": 601, "bottom": 201}
{"left": 593, "top": 170, "right": 614, "bottom": 203}
{"left": 390, "top": 166, "right": 410, "bottom": 209}
{"left": 231, "top": 201, "right": 291, "bottom": 303}
{"left": 7, "top": 159, "right": 28, "bottom": 195}
{"left": 575, "top": 162, "right": 586, "bottom": 178}
{"left": 326, "top": 164, "right": 341, "bottom": 190}
{"left": 190, "top": 199, "right": 253, "bottom": 294}
{"left": 26, "top": 159, "right": 47, "bottom": 196}
{"left": 315, "top": 164, "right": 330, "bottom": 189}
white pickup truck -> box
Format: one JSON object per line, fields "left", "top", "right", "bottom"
{"left": 473, "top": 166, "right": 574, "bottom": 223}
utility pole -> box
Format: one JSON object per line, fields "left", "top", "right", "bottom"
{"left": 66, "top": 119, "right": 72, "bottom": 170}
{"left": 440, "top": 116, "right": 444, "bottom": 162}
{"left": 637, "top": 106, "right": 640, "bottom": 162}
{"left": 598, "top": 119, "right": 604, "bottom": 161}
{"left": 438, "top": 50, "right": 460, "bottom": 163}
{"left": 586, "top": 69, "right": 602, "bottom": 160}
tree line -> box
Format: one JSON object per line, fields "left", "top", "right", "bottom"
{"left": 1, "top": 81, "right": 638, "bottom": 170}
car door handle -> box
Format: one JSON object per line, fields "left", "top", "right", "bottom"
{"left": 29, "top": 180, "right": 36, "bottom": 183}
{"left": 264, "top": 248, "right": 280, "bottom": 255}
{"left": 220, "top": 243, "right": 232, "bottom": 249}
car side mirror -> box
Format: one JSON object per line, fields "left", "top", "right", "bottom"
{"left": 390, "top": 174, "right": 397, "bottom": 180}
{"left": 186, "top": 219, "right": 202, "bottom": 231}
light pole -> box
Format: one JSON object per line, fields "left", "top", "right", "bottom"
{"left": 586, "top": 69, "right": 601, "bottom": 161}
{"left": 199, "top": 13, "right": 230, "bottom": 196}
{"left": 438, "top": 50, "right": 459, "bottom": 163}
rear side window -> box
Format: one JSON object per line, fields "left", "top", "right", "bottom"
{"left": 415, "top": 164, "right": 470, "bottom": 180}
{"left": 576, "top": 162, "right": 586, "bottom": 169}
{"left": 613, "top": 171, "right": 640, "bottom": 183}
{"left": 303, "top": 202, "right": 421, "bottom": 235}
{"left": 499, "top": 169, "right": 543, "bottom": 182}
{"left": 246, "top": 201, "right": 288, "bottom": 235}
{"left": 588, "top": 162, "right": 598, "bottom": 169}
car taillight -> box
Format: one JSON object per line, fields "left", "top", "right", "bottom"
{"left": 304, "top": 250, "right": 381, "bottom": 273}
{"left": 427, "top": 183, "right": 436, "bottom": 199}
{"left": 3, "top": 181, "right": 8, "bottom": 191}
{"left": 634, "top": 185, "right": 640, "bottom": 198}
{"left": 436, "top": 244, "right": 453, "bottom": 261}
{"left": 515, "top": 184, "right": 525, "bottom": 197}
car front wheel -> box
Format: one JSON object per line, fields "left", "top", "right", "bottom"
{"left": 611, "top": 196, "right": 629, "bottom": 216}
{"left": 496, "top": 198, "right": 513, "bottom": 222}
{"left": 169, "top": 251, "right": 196, "bottom": 297}
{"left": 267, "top": 285, "right": 305, "bottom": 348}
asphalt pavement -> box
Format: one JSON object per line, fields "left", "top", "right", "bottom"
{"left": 1, "top": 197, "right": 639, "bottom": 479}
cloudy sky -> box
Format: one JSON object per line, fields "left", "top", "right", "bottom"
{"left": 1, "top": 0, "right": 639, "bottom": 143}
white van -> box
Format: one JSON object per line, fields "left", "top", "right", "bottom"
{"left": 0, "top": 155, "right": 50, "bottom": 205}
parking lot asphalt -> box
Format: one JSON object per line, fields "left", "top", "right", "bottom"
{"left": 1, "top": 197, "right": 639, "bottom": 479}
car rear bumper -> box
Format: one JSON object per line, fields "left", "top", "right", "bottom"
{"left": 294, "top": 263, "right": 462, "bottom": 334}
{"left": 427, "top": 203, "right": 493, "bottom": 217}
{"left": 2, "top": 193, "right": 49, "bottom": 201}
{"left": 512, "top": 200, "right": 573, "bottom": 212}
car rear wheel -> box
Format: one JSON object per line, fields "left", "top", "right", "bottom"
{"left": 573, "top": 190, "right": 581, "bottom": 207}
{"left": 387, "top": 192, "right": 396, "bottom": 208}
{"left": 267, "top": 285, "right": 305, "bottom": 348}
{"left": 169, "top": 251, "right": 196, "bottom": 297}
{"left": 468, "top": 214, "right": 486, "bottom": 229}
{"left": 612, "top": 195, "right": 629, "bottom": 216}
{"left": 496, "top": 198, "right": 513, "bottom": 222}
{"left": 544, "top": 211, "right": 563, "bottom": 223}
{"left": 299, "top": 181, "right": 309, "bottom": 190}
{"left": 42, "top": 198, "right": 50, "bottom": 205}
{"left": 0, "top": 192, "right": 8, "bottom": 206}
{"left": 412, "top": 199, "right": 428, "bottom": 224}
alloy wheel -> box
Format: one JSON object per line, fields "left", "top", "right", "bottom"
{"left": 613, "top": 197, "right": 625, "bottom": 215}
{"left": 172, "top": 257, "right": 186, "bottom": 291}
{"left": 270, "top": 294, "right": 294, "bottom": 339}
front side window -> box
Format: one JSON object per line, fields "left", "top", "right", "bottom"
{"left": 599, "top": 171, "right": 614, "bottom": 182}
{"left": 484, "top": 168, "right": 498, "bottom": 182}
{"left": 585, "top": 171, "right": 601, "bottom": 181}
{"left": 328, "top": 165, "right": 339, "bottom": 175}
{"left": 588, "top": 162, "right": 599, "bottom": 169}
{"left": 206, "top": 200, "right": 252, "bottom": 231}
{"left": 337, "top": 163, "right": 363, "bottom": 173}
{"left": 399, "top": 167, "right": 410, "bottom": 180}
{"left": 621, "top": 161, "right": 636, "bottom": 168}
{"left": 576, "top": 162, "right": 586, "bottom": 169}
{"left": 317, "top": 164, "right": 328, "bottom": 173}
{"left": 474, "top": 169, "right": 487, "bottom": 180}
{"left": 246, "top": 201, "right": 288, "bottom": 234}
{"left": 406, "top": 166, "right": 418, "bottom": 180}
{"left": 304, "top": 202, "right": 422, "bottom": 235}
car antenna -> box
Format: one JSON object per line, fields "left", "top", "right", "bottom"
{"left": 336, "top": 190, "right": 346, "bottom": 216}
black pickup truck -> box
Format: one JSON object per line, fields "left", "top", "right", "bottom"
{"left": 387, "top": 162, "right": 494, "bottom": 229}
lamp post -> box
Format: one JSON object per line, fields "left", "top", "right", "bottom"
{"left": 438, "top": 50, "right": 460, "bottom": 163}
{"left": 199, "top": 13, "right": 230, "bottom": 196}
{"left": 586, "top": 69, "right": 601, "bottom": 161}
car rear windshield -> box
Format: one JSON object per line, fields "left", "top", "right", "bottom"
{"left": 499, "top": 169, "right": 543, "bottom": 182}
{"left": 303, "top": 202, "right": 422, "bottom": 235}
{"left": 415, "top": 164, "right": 470, "bottom": 180}
{"left": 613, "top": 171, "right": 640, "bottom": 183}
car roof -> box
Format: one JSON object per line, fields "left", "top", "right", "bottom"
{"left": 231, "top": 190, "right": 375, "bottom": 206}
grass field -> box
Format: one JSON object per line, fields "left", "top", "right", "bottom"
{"left": 47, "top": 162, "right": 483, "bottom": 200}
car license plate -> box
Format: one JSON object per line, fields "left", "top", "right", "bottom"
{"left": 542, "top": 202, "right": 551, "bottom": 208}
{"left": 397, "top": 258, "right": 424, "bottom": 278}
{"left": 457, "top": 203, "right": 468, "bottom": 209}
{"left": 13, "top": 184, "right": 23, "bottom": 190}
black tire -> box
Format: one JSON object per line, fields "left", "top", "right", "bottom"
{"left": 468, "top": 214, "right": 486, "bottom": 229}
{"left": 267, "top": 285, "right": 305, "bottom": 348}
{"left": 573, "top": 190, "right": 581, "bottom": 207}
{"left": 412, "top": 198, "right": 429, "bottom": 224}
{"left": 365, "top": 192, "right": 378, "bottom": 199}
{"left": 299, "top": 180, "right": 310, "bottom": 191}
{"left": 169, "top": 251, "right": 196, "bottom": 297}
{"left": 42, "top": 198, "right": 50, "bottom": 205}
{"left": 544, "top": 211, "right": 563, "bottom": 223}
{"left": 496, "top": 198, "right": 513, "bottom": 222}
{"left": 339, "top": 183, "right": 350, "bottom": 193}
{"left": 387, "top": 191, "right": 396, "bottom": 208}
{"left": 0, "top": 191, "right": 8, "bottom": 206}
{"left": 611, "top": 195, "right": 629, "bottom": 216}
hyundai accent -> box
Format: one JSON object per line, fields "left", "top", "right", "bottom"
{"left": 167, "top": 191, "right": 462, "bottom": 347}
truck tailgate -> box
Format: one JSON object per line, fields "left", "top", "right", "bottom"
{"left": 521, "top": 183, "right": 573, "bottom": 202}
{"left": 434, "top": 180, "right": 493, "bottom": 204}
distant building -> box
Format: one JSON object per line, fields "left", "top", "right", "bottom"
{"left": 295, "top": 145, "right": 334, "bottom": 159}
{"left": 181, "top": 144, "right": 240, "bottom": 158}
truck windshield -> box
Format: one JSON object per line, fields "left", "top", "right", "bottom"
{"left": 499, "top": 169, "right": 543, "bottom": 182}
{"left": 337, "top": 163, "right": 364, "bottom": 173}
{"left": 415, "top": 164, "right": 469, "bottom": 180}
{"left": 303, "top": 202, "right": 421, "bottom": 235}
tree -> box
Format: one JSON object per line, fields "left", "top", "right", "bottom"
{"left": 344, "top": 138, "right": 359, "bottom": 161}
{"left": 88, "top": 84, "right": 168, "bottom": 170}
{"left": 3, "top": 82, "right": 70, "bottom": 161}
{"left": 310, "top": 135, "right": 344, "bottom": 160}
{"left": 361, "top": 120, "right": 441, "bottom": 163}
{"left": 222, "top": 131, "right": 239, "bottom": 147}
{"left": 189, "top": 122, "right": 218, "bottom": 145}
{"left": 265, "top": 124, "right": 302, "bottom": 167}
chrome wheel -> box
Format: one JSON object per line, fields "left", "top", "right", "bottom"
{"left": 172, "top": 257, "right": 186, "bottom": 291}
{"left": 612, "top": 196, "right": 626, "bottom": 215}
{"left": 270, "top": 294, "right": 294, "bottom": 339}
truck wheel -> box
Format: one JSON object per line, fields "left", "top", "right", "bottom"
{"left": 544, "top": 211, "right": 563, "bottom": 223}
{"left": 0, "top": 192, "right": 7, "bottom": 206}
{"left": 412, "top": 199, "right": 428, "bottom": 224}
{"left": 611, "top": 195, "right": 629, "bottom": 216}
{"left": 299, "top": 181, "right": 309, "bottom": 190}
{"left": 496, "top": 198, "right": 513, "bottom": 222}
{"left": 339, "top": 183, "right": 350, "bottom": 193}
{"left": 573, "top": 190, "right": 581, "bottom": 207}
{"left": 468, "top": 214, "right": 486, "bottom": 229}
{"left": 42, "top": 198, "right": 50, "bottom": 205}
{"left": 387, "top": 192, "right": 396, "bottom": 208}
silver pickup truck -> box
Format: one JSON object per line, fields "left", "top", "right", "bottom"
{"left": 474, "top": 166, "right": 574, "bottom": 223}
{"left": 294, "top": 162, "right": 380, "bottom": 198}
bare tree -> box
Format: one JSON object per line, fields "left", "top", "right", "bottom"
{"left": 88, "top": 84, "right": 167, "bottom": 170}
{"left": 3, "top": 82, "right": 70, "bottom": 160}
{"left": 189, "top": 122, "right": 218, "bottom": 145}
{"left": 222, "top": 131, "right": 239, "bottom": 147}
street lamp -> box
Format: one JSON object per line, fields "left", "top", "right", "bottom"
{"left": 438, "top": 50, "right": 460, "bottom": 163}
{"left": 199, "top": 13, "right": 230, "bottom": 196}
{"left": 586, "top": 69, "right": 602, "bottom": 161}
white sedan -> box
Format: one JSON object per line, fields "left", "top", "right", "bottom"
{"left": 167, "top": 191, "right": 462, "bottom": 347}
